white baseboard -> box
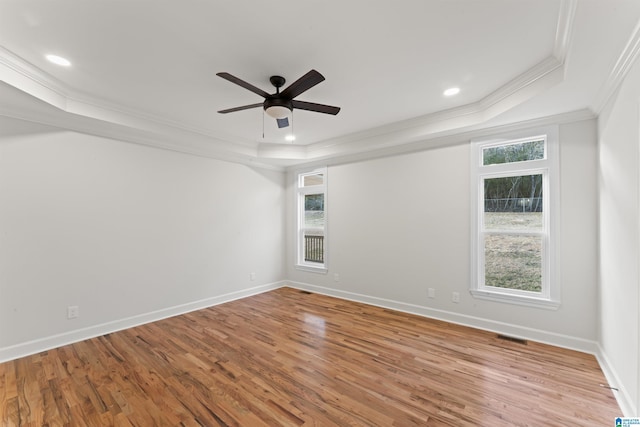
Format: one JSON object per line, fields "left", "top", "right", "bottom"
{"left": 0, "top": 281, "right": 285, "bottom": 363}
{"left": 285, "top": 281, "right": 600, "bottom": 354}
{"left": 595, "top": 344, "right": 637, "bottom": 417}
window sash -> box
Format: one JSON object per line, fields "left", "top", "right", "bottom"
{"left": 477, "top": 168, "right": 549, "bottom": 296}
{"left": 470, "top": 130, "right": 558, "bottom": 308}
{"left": 478, "top": 231, "right": 548, "bottom": 298}
{"left": 480, "top": 169, "right": 549, "bottom": 233}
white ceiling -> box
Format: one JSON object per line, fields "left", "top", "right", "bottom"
{"left": 1, "top": 0, "right": 639, "bottom": 168}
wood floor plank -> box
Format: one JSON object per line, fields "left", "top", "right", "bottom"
{"left": 0, "top": 287, "right": 621, "bottom": 426}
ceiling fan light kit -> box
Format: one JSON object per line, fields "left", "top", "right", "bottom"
{"left": 265, "top": 107, "right": 290, "bottom": 119}
{"left": 264, "top": 103, "right": 291, "bottom": 119}
{"left": 217, "top": 69, "right": 340, "bottom": 133}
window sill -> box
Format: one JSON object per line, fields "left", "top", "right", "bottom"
{"left": 470, "top": 289, "right": 560, "bottom": 310}
{"left": 295, "top": 264, "right": 328, "bottom": 274}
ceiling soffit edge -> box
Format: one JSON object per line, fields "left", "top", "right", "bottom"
{"left": 286, "top": 108, "right": 596, "bottom": 172}
{"left": 0, "top": 103, "right": 595, "bottom": 173}
{"left": 0, "top": 105, "right": 282, "bottom": 170}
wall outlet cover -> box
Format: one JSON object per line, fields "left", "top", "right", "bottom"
{"left": 67, "top": 306, "right": 79, "bottom": 319}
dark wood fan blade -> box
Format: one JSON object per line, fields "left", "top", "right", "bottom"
{"left": 292, "top": 100, "right": 340, "bottom": 115}
{"left": 217, "top": 72, "right": 270, "bottom": 98}
{"left": 276, "top": 117, "right": 289, "bottom": 128}
{"left": 218, "top": 103, "right": 263, "bottom": 114}
{"left": 280, "top": 70, "right": 325, "bottom": 100}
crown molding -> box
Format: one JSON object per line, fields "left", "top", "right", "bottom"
{"left": 0, "top": 104, "right": 285, "bottom": 171}
{"left": 285, "top": 109, "right": 595, "bottom": 171}
{"left": 0, "top": 46, "right": 69, "bottom": 109}
{"left": 554, "top": 0, "right": 578, "bottom": 63}
{"left": 65, "top": 93, "right": 258, "bottom": 149}
{"left": 593, "top": 18, "right": 640, "bottom": 114}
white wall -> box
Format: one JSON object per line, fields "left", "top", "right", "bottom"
{"left": 288, "top": 119, "right": 599, "bottom": 351}
{"left": 3, "top": 108, "right": 630, "bottom": 411}
{"left": 0, "top": 116, "right": 285, "bottom": 358}
{"left": 598, "top": 58, "right": 640, "bottom": 416}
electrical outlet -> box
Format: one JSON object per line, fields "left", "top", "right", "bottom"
{"left": 452, "top": 292, "right": 460, "bottom": 303}
{"left": 334, "top": 273, "right": 340, "bottom": 282}
{"left": 428, "top": 288, "right": 436, "bottom": 298}
{"left": 249, "top": 272, "right": 256, "bottom": 281}
{"left": 67, "top": 305, "right": 79, "bottom": 319}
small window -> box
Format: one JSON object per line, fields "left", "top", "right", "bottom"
{"left": 302, "top": 173, "right": 324, "bottom": 187}
{"left": 471, "top": 131, "right": 559, "bottom": 308}
{"left": 296, "top": 168, "right": 327, "bottom": 272}
{"left": 482, "top": 139, "right": 545, "bottom": 165}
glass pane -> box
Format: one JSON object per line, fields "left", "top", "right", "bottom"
{"left": 484, "top": 174, "right": 542, "bottom": 231}
{"left": 483, "top": 139, "right": 544, "bottom": 165}
{"left": 304, "top": 231, "right": 324, "bottom": 263}
{"left": 484, "top": 234, "right": 542, "bottom": 292}
{"left": 304, "top": 194, "right": 324, "bottom": 228}
{"left": 302, "top": 173, "right": 324, "bottom": 187}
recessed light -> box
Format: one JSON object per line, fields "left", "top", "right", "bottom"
{"left": 45, "top": 54, "right": 71, "bottom": 67}
{"left": 285, "top": 135, "right": 296, "bottom": 142}
{"left": 444, "top": 87, "right": 460, "bottom": 97}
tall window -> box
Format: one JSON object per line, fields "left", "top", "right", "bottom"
{"left": 471, "top": 130, "right": 559, "bottom": 308}
{"left": 296, "top": 168, "right": 327, "bottom": 271}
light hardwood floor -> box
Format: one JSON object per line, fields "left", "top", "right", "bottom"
{"left": 0, "top": 287, "right": 620, "bottom": 426}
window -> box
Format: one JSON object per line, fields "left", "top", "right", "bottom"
{"left": 470, "top": 130, "right": 559, "bottom": 308}
{"left": 296, "top": 168, "right": 327, "bottom": 271}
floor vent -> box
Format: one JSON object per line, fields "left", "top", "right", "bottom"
{"left": 299, "top": 290, "right": 313, "bottom": 295}
{"left": 497, "top": 334, "right": 528, "bottom": 345}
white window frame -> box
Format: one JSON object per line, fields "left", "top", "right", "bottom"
{"left": 470, "top": 127, "right": 560, "bottom": 309}
{"left": 295, "top": 167, "right": 328, "bottom": 273}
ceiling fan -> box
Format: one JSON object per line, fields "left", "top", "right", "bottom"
{"left": 216, "top": 69, "right": 340, "bottom": 128}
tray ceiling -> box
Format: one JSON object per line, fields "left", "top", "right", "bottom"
{"left": 1, "top": 0, "right": 639, "bottom": 167}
